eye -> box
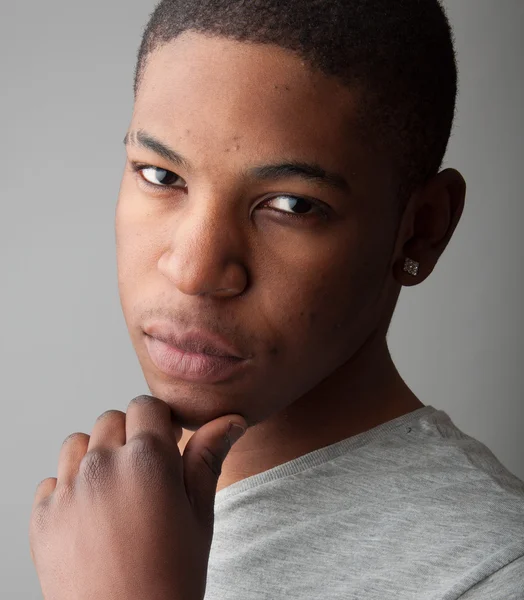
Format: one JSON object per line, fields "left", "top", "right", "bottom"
{"left": 261, "top": 195, "right": 328, "bottom": 219}
{"left": 130, "top": 163, "right": 186, "bottom": 188}
{"left": 129, "top": 162, "right": 329, "bottom": 220}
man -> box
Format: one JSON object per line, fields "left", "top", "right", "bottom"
{"left": 30, "top": 1, "right": 524, "bottom": 598}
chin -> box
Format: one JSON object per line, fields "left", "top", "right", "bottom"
{"left": 142, "top": 378, "right": 252, "bottom": 430}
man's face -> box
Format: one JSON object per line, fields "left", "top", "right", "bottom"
{"left": 116, "top": 32, "right": 402, "bottom": 430}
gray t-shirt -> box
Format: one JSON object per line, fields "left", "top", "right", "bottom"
{"left": 205, "top": 405, "right": 524, "bottom": 599}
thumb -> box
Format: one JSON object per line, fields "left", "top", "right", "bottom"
{"left": 182, "top": 415, "right": 247, "bottom": 524}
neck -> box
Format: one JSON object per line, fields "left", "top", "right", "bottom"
{"left": 212, "top": 331, "right": 424, "bottom": 493}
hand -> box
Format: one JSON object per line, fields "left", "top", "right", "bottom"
{"left": 29, "top": 395, "right": 247, "bottom": 600}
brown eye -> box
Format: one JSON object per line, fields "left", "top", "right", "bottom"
{"left": 139, "top": 166, "right": 185, "bottom": 187}
{"left": 268, "top": 195, "right": 316, "bottom": 215}
{"left": 259, "top": 194, "right": 330, "bottom": 220}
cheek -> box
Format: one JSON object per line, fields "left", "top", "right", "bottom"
{"left": 115, "top": 184, "right": 158, "bottom": 279}
{"left": 248, "top": 247, "right": 386, "bottom": 408}
{"left": 115, "top": 196, "right": 154, "bottom": 316}
{"left": 265, "top": 233, "right": 391, "bottom": 360}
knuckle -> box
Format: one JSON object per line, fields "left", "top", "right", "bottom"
{"left": 128, "top": 432, "right": 164, "bottom": 457}
{"left": 96, "top": 409, "right": 125, "bottom": 422}
{"left": 127, "top": 434, "right": 166, "bottom": 479}
{"left": 35, "top": 477, "right": 52, "bottom": 491}
{"left": 62, "top": 432, "right": 88, "bottom": 446}
{"left": 54, "top": 482, "right": 74, "bottom": 505}
{"left": 31, "top": 500, "right": 50, "bottom": 534}
{"left": 79, "top": 449, "right": 112, "bottom": 485}
{"left": 128, "top": 395, "right": 158, "bottom": 408}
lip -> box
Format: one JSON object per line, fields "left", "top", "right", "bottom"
{"left": 143, "top": 322, "right": 247, "bottom": 359}
{"left": 144, "top": 334, "right": 249, "bottom": 384}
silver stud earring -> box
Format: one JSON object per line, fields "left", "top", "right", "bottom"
{"left": 403, "top": 257, "right": 420, "bottom": 277}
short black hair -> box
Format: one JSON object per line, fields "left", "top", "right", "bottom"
{"left": 133, "top": 0, "right": 458, "bottom": 205}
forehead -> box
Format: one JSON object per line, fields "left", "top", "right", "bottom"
{"left": 135, "top": 35, "right": 360, "bottom": 151}
{"left": 131, "top": 32, "right": 395, "bottom": 196}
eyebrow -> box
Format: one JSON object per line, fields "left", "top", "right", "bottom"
{"left": 123, "top": 129, "right": 351, "bottom": 193}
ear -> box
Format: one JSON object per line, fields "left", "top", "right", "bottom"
{"left": 393, "top": 168, "right": 466, "bottom": 287}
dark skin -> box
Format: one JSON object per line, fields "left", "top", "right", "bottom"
{"left": 29, "top": 31, "right": 466, "bottom": 600}
{"left": 115, "top": 31, "right": 466, "bottom": 493}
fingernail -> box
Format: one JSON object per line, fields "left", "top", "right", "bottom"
{"left": 227, "top": 422, "right": 246, "bottom": 447}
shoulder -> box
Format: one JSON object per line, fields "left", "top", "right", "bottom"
{"left": 409, "top": 413, "right": 524, "bottom": 536}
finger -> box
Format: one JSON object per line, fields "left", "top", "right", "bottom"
{"left": 56, "top": 432, "right": 90, "bottom": 486}
{"left": 32, "top": 477, "right": 57, "bottom": 510}
{"left": 87, "top": 409, "right": 126, "bottom": 453}
{"left": 125, "top": 395, "right": 181, "bottom": 447}
{"left": 183, "top": 416, "right": 246, "bottom": 525}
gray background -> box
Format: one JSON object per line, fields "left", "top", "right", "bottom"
{"left": 1, "top": 0, "right": 523, "bottom": 595}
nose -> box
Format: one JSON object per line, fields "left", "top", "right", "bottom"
{"left": 158, "top": 200, "right": 248, "bottom": 298}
